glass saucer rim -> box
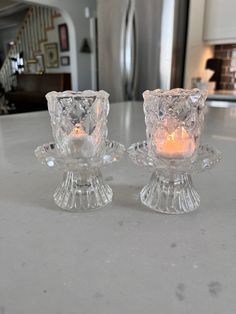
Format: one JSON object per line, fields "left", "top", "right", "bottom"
{"left": 127, "top": 141, "right": 222, "bottom": 174}
{"left": 35, "top": 140, "right": 125, "bottom": 169}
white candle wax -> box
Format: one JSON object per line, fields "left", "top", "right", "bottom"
{"left": 67, "top": 124, "right": 96, "bottom": 157}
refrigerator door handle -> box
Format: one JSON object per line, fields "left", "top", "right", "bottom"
{"left": 125, "top": 0, "right": 136, "bottom": 100}
{"left": 120, "top": 1, "right": 129, "bottom": 100}
{"left": 131, "top": 9, "right": 137, "bottom": 99}
{"left": 121, "top": 0, "right": 136, "bottom": 100}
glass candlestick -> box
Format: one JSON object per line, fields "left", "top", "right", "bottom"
{"left": 35, "top": 90, "right": 125, "bottom": 211}
{"left": 128, "top": 88, "right": 221, "bottom": 214}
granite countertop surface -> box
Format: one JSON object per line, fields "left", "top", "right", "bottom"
{"left": 207, "top": 90, "right": 236, "bottom": 101}
{"left": 0, "top": 102, "right": 235, "bottom": 314}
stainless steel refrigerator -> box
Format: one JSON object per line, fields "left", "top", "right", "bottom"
{"left": 97, "top": 0, "right": 189, "bottom": 102}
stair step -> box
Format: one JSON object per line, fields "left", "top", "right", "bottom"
{"left": 52, "top": 13, "right": 61, "bottom": 18}
{"left": 0, "top": 5, "right": 62, "bottom": 92}
{"left": 39, "top": 39, "right": 47, "bottom": 43}
{"left": 45, "top": 27, "right": 54, "bottom": 31}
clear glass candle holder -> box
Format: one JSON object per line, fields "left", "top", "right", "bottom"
{"left": 35, "top": 90, "right": 125, "bottom": 211}
{"left": 143, "top": 88, "right": 208, "bottom": 159}
{"left": 128, "top": 88, "right": 221, "bottom": 214}
{"left": 46, "top": 90, "right": 110, "bottom": 158}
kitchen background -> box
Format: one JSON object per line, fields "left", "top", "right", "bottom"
{"left": 0, "top": 0, "right": 235, "bottom": 114}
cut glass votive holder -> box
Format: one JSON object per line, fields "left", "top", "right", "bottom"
{"left": 143, "top": 88, "right": 207, "bottom": 159}
{"left": 128, "top": 88, "right": 221, "bottom": 214}
{"left": 35, "top": 90, "right": 125, "bottom": 211}
{"left": 46, "top": 90, "right": 110, "bottom": 158}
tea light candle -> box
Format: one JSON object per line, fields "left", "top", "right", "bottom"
{"left": 67, "top": 123, "right": 96, "bottom": 157}
{"left": 155, "top": 119, "right": 196, "bottom": 158}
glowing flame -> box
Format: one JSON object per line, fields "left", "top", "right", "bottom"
{"left": 155, "top": 125, "right": 196, "bottom": 158}
{"left": 69, "top": 123, "right": 87, "bottom": 137}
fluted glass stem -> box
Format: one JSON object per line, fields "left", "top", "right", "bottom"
{"left": 54, "top": 168, "right": 112, "bottom": 211}
{"left": 140, "top": 171, "right": 200, "bottom": 214}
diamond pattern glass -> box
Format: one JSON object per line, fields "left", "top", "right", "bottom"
{"left": 143, "top": 88, "right": 208, "bottom": 159}
{"left": 46, "top": 90, "right": 110, "bottom": 158}
{"left": 35, "top": 90, "right": 125, "bottom": 211}
{"left": 128, "top": 88, "right": 221, "bottom": 214}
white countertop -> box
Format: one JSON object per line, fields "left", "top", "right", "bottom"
{"left": 0, "top": 102, "right": 236, "bottom": 314}
{"left": 208, "top": 90, "right": 236, "bottom": 101}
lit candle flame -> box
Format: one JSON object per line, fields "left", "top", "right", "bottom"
{"left": 69, "top": 123, "right": 87, "bottom": 137}
{"left": 67, "top": 123, "right": 96, "bottom": 157}
{"left": 155, "top": 124, "right": 196, "bottom": 158}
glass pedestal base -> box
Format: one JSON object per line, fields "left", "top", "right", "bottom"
{"left": 35, "top": 141, "right": 125, "bottom": 212}
{"left": 140, "top": 172, "right": 200, "bottom": 214}
{"left": 54, "top": 169, "right": 112, "bottom": 211}
{"left": 128, "top": 141, "right": 221, "bottom": 215}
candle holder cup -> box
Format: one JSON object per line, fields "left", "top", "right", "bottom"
{"left": 128, "top": 89, "right": 221, "bottom": 214}
{"left": 35, "top": 90, "right": 125, "bottom": 211}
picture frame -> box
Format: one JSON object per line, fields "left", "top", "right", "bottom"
{"left": 26, "top": 59, "right": 37, "bottom": 74}
{"left": 60, "top": 56, "right": 70, "bottom": 66}
{"left": 44, "top": 43, "right": 59, "bottom": 68}
{"left": 35, "top": 53, "right": 45, "bottom": 73}
{"left": 58, "top": 23, "right": 69, "bottom": 52}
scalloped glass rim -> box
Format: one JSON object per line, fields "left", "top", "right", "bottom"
{"left": 35, "top": 140, "right": 125, "bottom": 169}
{"left": 45, "top": 90, "right": 109, "bottom": 101}
{"left": 143, "top": 88, "right": 208, "bottom": 100}
{"left": 128, "top": 141, "right": 222, "bottom": 174}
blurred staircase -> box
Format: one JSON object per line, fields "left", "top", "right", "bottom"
{"left": 0, "top": 5, "right": 61, "bottom": 92}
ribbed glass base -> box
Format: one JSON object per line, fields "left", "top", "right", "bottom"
{"left": 140, "top": 172, "right": 200, "bottom": 214}
{"left": 54, "top": 169, "right": 112, "bottom": 211}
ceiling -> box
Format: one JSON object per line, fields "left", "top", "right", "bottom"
{"left": 0, "top": 0, "right": 29, "bottom": 30}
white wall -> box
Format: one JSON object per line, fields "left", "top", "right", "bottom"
{"left": 23, "top": 0, "right": 96, "bottom": 91}
{"left": 184, "top": 0, "right": 214, "bottom": 89}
